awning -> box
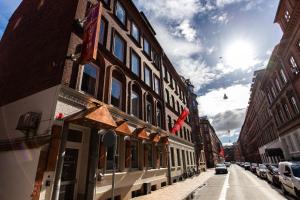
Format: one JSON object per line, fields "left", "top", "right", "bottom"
{"left": 134, "top": 127, "right": 149, "bottom": 140}
{"left": 65, "top": 105, "right": 117, "bottom": 129}
{"left": 265, "top": 148, "right": 284, "bottom": 157}
{"left": 115, "top": 120, "right": 133, "bottom": 136}
{"left": 149, "top": 132, "right": 160, "bottom": 143}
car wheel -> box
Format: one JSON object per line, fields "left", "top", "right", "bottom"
{"left": 281, "top": 184, "right": 288, "bottom": 195}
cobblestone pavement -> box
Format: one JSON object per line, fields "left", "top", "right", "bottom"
{"left": 132, "top": 169, "right": 215, "bottom": 200}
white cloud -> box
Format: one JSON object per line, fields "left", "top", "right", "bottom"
{"left": 174, "top": 20, "right": 197, "bottom": 42}
{"left": 211, "top": 13, "right": 229, "bottom": 24}
{"left": 197, "top": 84, "right": 251, "bottom": 117}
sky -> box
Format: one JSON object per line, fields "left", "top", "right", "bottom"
{"left": 0, "top": 0, "right": 282, "bottom": 145}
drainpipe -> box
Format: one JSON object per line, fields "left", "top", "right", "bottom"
{"left": 51, "top": 122, "right": 69, "bottom": 200}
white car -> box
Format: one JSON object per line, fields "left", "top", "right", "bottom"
{"left": 256, "top": 164, "right": 267, "bottom": 179}
{"left": 279, "top": 161, "right": 300, "bottom": 198}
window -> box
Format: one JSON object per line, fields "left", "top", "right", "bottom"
{"left": 170, "top": 147, "right": 175, "bottom": 167}
{"left": 111, "top": 78, "right": 122, "bottom": 109}
{"left": 171, "top": 96, "right": 175, "bottom": 109}
{"left": 285, "top": 10, "right": 291, "bottom": 22}
{"left": 271, "top": 86, "right": 276, "bottom": 98}
{"left": 106, "top": 136, "right": 118, "bottom": 170}
{"left": 115, "top": 1, "right": 126, "bottom": 25}
{"left": 177, "top": 102, "right": 180, "bottom": 113}
{"left": 154, "top": 76, "right": 160, "bottom": 94}
{"left": 162, "top": 65, "right": 165, "bottom": 78}
{"left": 131, "top": 90, "right": 140, "bottom": 117}
{"left": 99, "top": 18, "right": 107, "bottom": 45}
{"left": 186, "top": 151, "right": 190, "bottom": 165}
{"left": 144, "top": 65, "right": 152, "bottom": 87}
{"left": 146, "top": 98, "right": 153, "bottom": 124}
{"left": 81, "top": 64, "right": 97, "bottom": 96}
{"left": 113, "top": 33, "right": 125, "bottom": 62}
{"left": 275, "top": 78, "right": 281, "bottom": 92}
{"left": 168, "top": 116, "right": 172, "bottom": 131}
{"left": 131, "top": 22, "right": 140, "bottom": 42}
{"left": 267, "top": 92, "right": 273, "bottom": 104}
{"left": 152, "top": 49, "right": 160, "bottom": 67}
{"left": 284, "top": 104, "right": 292, "bottom": 120}
{"left": 290, "top": 56, "right": 299, "bottom": 74}
{"left": 131, "top": 50, "right": 140, "bottom": 76}
{"left": 291, "top": 97, "right": 300, "bottom": 115}
{"left": 170, "top": 76, "right": 173, "bottom": 88}
{"left": 165, "top": 89, "right": 170, "bottom": 104}
{"left": 131, "top": 140, "right": 139, "bottom": 168}
{"left": 156, "top": 105, "right": 162, "bottom": 128}
{"left": 280, "top": 69, "right": 288, "bottom": 84}
{"left": 144, "top": 143, "right": 153, "bottom": 168}
{"left": 143, "top": 38, "right": 151, "bottom": 56}
{"left": 177, "top": 149, "right": 181, "bottom": 166}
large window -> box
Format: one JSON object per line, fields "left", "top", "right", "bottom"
{"left": 168, "top": 115, "right": 172, "bottom": 131}
{"left": 111, "top": 78, "right": 122, "bottom": 109}
{"left": 143, "top": 38, "right": 151, "bottom": 56}
{"left": 99, "top": 18, "right": 107, "bottom": 45}
{"left": 152, "top": 49, "right": 160, "bottom": 67}
{"left": 131, "top": 90, "right": 140, "bottom": 117}
{"left": 81, "top": 64, "right": 97, "bottom": 96}
{"left": 131, "top": 140, "right": 139, "bottom": 168}
{"left": 144, "top": 143, "right": 153, "bottom": 168}
{"left": 291, "top": 97, "right": 300, "bottom": 115}
{"left": 170, "top": 147, "right": 175, "bottom": 167}
{"left": 131, "top": 50, "right": 140, "bottom": 76}
{"left": 113, "top": 33, "right": 125, "bottom": 62}
{"left": 176, "top": 149, "right": 181, "bottom": 166}
{"left": 106, "top": 136, "right": 118, "bottom": 170}
{"left": 144, "top": 65, "right": 152, "bottom": 87}
{"left": 131, "top": 22, "right": 140, "bottom": 42}
{"left": 156, "top": 105, "right": 162, "bottom": 128}
{"left": 115, "top": 1, "right": 126, "bottom": 25}
{"left": 146, "top": 98, "right": 153, "bottom": 124}
{"left": 280, "top": 69, "right": 288, "bottom": 84}
{"left": 154, "top": 76, "right": 160, "bottom": 94}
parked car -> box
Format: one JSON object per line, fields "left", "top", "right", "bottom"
{"left": 244, "top": 162, "right": 251, "bottom": 170}
{"left": 266, "top": 165, "right": 280, "bottom": 186}
{"left": 224, "top": 162, "right": 231, "bottom": 167}
{"left": 215, "top": 164, "right": 228, "bottom": 174}
{"left": 279, "top": 161, "right": 300, "bottom": 198}
{"left": 250, "top": 163, "right": 258, "bottom": 174}
{"left": 256, "top": 164, "right": 267, "bottom": 179}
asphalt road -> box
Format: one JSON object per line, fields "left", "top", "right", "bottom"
{"left": 191, "top": 164, "right": 296, "bottom": 200}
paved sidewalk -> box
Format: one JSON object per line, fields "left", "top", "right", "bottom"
{"left": 132, "top": 169, "right": 215, "bottom": 200}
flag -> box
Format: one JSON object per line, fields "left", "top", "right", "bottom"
{"left": 171, "top": 107, "right": 190, "bottom": 134}
{"left": 219, "top": 147, "right": 224, "bottom": 157}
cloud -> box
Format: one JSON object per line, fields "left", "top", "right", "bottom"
{"left": 197, "top": 83, "right": 250, "bottom": 117}
{"left": 174, "top": 20, "right": 197, "bottom": 42}
{"left": 211, "top": 13, "right": 229, "bottom": 24}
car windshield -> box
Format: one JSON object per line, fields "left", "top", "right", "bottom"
{"left": 216, "top": 164, "right": 225, "bottom": 167}
{"left": 291, "top": 165, "right": 300, "bottom": 178}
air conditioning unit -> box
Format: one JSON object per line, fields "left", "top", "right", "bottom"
{"left": 16, "top": 112, "right": 41, "bottom": 132}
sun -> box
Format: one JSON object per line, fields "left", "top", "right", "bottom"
{"left": 224, "top": 40, "right": 256, "bottom": 70}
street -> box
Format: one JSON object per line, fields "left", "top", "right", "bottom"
{"left": 192, "top": 164, "right": 297, "bottom": 200}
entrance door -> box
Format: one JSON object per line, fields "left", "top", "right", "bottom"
{"left": 59, "top": 148, "right": 79, "bottom": 200}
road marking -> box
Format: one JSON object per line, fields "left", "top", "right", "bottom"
{"left": 218, "top": 172, "right": 230, "bottom": 200}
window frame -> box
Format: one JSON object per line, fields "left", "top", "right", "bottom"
{"left": 154, "top": 75, "right": 161, "bottom": 95}
{"left": 99, "top": 17, "right": 108, "bottom": 47}
{"left": 114, "top": 1, "right": 127, "bottom": 27}
{"left": 112, "top": 30, "right": 126, "bottom": 63}
{"left": 79, "top": 63, "right": 99, "bottom": 97}
{"left": 143, "top": 37, "right": 151, "bottom": 57}
{"left": 131, "top": 21, "right": 140, "bottom": 44}
{"left": 144, "top": 64, "right": 152, "bottom": 88}
{"left": 111, "top": 77, "right": 123, "bottom": 109}
{"left": 130, "top": 49, "right": 141, "bottom": 77}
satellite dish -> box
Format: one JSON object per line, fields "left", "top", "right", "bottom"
{"left": 223, "top": 94, "right": 228, "bottom": 100}
{"left": 102, "top": 130, "right": 116, "bottom": 147}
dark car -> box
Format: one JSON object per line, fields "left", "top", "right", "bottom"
{"left": 244, "top": 162, "right": 251, "bottom": 170}
{"left": 266, "top": 165, "right": 280, "bottom": 186}
{"left": 215, "top": 164, "right": 228, "bottom": 174}
{"left": 251, "top": 163, "right": 258, "bottom": 173}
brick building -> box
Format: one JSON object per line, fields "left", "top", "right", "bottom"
{"left": 200, "top": 117, "right": 223, "bottom": 168}
{"left": 239, "top": 0, "right": 300, "bottom": 164}
{"left": 0, "top": 0, "right": 198, "bottom": 199}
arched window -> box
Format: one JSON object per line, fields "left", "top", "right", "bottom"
{"left": 156, "top": 103, "right": 162, "bottom": 128}
{"left": 131, "top": 84, "right": 141, "bottom": 118}
{"left": 146, "top": 95, "right": 153, "bottom": 124}
{"left": 111, "top": 70, "right": 125, "bottom": 111}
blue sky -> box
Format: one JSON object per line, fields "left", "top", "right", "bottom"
{"left": 0, "top": 0, "right": 282, "bottom": 144}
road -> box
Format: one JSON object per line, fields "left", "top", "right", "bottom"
{"left": 191, "top": 164, "right": 296, "bottom": 200}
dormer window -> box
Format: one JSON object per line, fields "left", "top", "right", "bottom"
{"left": 285, "top": 10, "right": 291, "bottom": 22}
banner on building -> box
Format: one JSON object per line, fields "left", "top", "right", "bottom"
{"left": 171, "top": 107, "right": 190, "bottom": 134}
{"left": 81, "top": 3, "right": 102, "bottom": 64}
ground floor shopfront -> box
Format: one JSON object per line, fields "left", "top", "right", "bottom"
{"left": 0, "top": 85, "right": 172, "bottom": 200}
{"left": 259, "top": 127, "right": 300, "bottom": 163}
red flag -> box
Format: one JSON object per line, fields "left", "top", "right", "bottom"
{"left": 171, "top": 107, "right": 190, "bottom": 134}
{"left": 81, "top": 3, "right": 102, "bottom": 64}
{"left": 219, "top": 147, "right": 224, "bottom": 157}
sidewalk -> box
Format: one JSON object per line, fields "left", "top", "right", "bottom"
{"left": 132, "top": 169, "right": 215, "bottom": 200}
